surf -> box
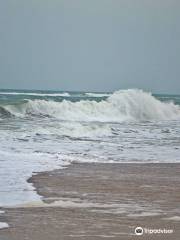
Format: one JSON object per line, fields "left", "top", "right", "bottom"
{"left": 1, "top": 89, "right": 180, "bottom": 122}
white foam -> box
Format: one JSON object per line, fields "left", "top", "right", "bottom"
{"left": 0, "top": 151, "right": 71, "bottom": 207}
{"left": 4, "top": 89, "right": 180, "bottom": 122}
{"left": 0, "top": 222, "right": 9, "bottom": 229}
{"left": 127, "top": 211, "right": 162, "bottom": 217}
{"left": 0, "top": 89, "right": 180, "bottom": 208}
{"left": 0, "top": 92, "right": 70, "bottom": 97}
{"left": 47, "top": 122, "right": 113, "bottom": 138}
{"left": 13, "top": 197, "right": 156, "bottom": 217}
{"left": 165, "top": 216, "right": 180, "bottom": 221}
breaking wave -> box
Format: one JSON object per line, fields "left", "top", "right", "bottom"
{"left": 1, "top": 89, "right": 180, "bottom": 122}
{"left": 0, "top": 106, "right": 13, "bottom": 118}
{"left": 0, "top": 92, "right": 70, "bottom": 97}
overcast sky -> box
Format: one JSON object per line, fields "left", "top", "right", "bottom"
{"left": 0, "top": 0, "right": 179, "bottom": 93}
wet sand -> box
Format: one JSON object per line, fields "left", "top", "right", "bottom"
{"left": 0, "top": 163, "right": 180, "bottom": 240}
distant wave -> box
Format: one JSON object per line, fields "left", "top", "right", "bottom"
{"left": 85, "top": 93, "right": 110, "bottom": 97}
{"left": 1, "top": 89, "right": 180, "bottom": 122}
{"left": 0, "top": 92, "right": 70, "bottom": 97}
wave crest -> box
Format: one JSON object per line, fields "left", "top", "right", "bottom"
{"left": 2, "top": 89, "right": 180, "bottom": 122}
{"left": 0, "top": 92, "right": 70, "bottom": 97}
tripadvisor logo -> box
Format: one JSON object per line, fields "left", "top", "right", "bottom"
{"left": 135, "top": 227, "right": 143, "bottom": 236}
{"left": 134, "top": 226, "right": 173, "bottom": 236}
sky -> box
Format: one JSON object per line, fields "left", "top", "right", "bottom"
{"left": 0, "top": 0, "right": 179, "bottom": 93}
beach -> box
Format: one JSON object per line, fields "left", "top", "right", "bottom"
{"left": 1, "top": 0, "right": 180, "bottom": 238}
{"left": 0, "top": 163, "right": 180, "bottom": 240}
{"left": 0, "top": 89, "right": 180, "bottom": 239}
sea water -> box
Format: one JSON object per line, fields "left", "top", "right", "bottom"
{"left": 0, "top": 89, "right": 180, "bottom": 206}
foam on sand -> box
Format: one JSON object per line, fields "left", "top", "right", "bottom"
{"left": 0, "top": 222, "right": 9, "bottom": 229}
{"left": 164, "top": 216, "right": 180, "bottom": 221}
{"left": 13, "top": 197, "right": 162, "bottom": 218}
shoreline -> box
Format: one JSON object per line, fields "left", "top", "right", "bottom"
{"left": 0, "top": 162, "right": 180, "bottom": 239}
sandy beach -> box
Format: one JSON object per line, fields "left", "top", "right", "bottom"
{"left": 0, "top": 163, "right": 179, "bottom": 240}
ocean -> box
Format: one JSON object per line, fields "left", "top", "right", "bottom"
{"left": 0, "top": 89, "right": 180, "bottom": 207}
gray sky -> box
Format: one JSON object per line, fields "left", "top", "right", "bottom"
{"left": 0, "top": 0, "right": 180, "bottom": 93}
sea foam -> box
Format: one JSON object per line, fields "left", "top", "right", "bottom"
{"left": 3, "top": 89, "right": 180, "bottom": 122}
{"left": 0, "top": 89, "right": 180, "bottom": 207}
{"left": 0, "top": 92, "right": 70, "bottom": 97}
